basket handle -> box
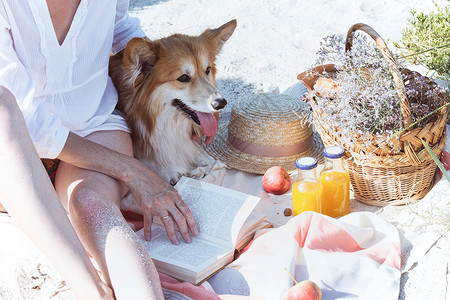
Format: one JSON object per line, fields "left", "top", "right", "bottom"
{"left": 345, "top": 23, "right": 412, "bottom": 129}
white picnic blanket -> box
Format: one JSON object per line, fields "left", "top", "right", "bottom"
{"left": 200, "top": 160, "right": 449, "bottom": 299}
{"left": 208, "top": 211, "right": 401, "bottom": 300}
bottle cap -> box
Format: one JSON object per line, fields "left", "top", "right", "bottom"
{"left": 295, "top": 157, "right": 317, "bottom": 170}
{"left": 323, "top": 146, "right": 345, "bottom": 159}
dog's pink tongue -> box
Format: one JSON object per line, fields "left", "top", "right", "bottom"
{"left": 195, "top": 111, "right": 218, "bottom": 145}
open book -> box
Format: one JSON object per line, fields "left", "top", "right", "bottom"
{"left": 136, "top": 176, "right": 271, "bottom": 285}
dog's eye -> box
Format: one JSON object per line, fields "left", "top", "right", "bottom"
{"left": 205, "top": 66, "right": 211, "bottom": 75}
{"left": 177, "top": 74, "right": 191, "bottom": 83}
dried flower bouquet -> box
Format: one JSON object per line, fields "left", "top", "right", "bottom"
{"left": 298, "top": 23, "right": 448, "bottom": 205}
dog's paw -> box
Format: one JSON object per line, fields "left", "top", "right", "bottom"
{"left": 161, "top": 168, "right": 184, "bottom": 185}
{"left": 168, "top": 173, "right": 184, "bottom": 185}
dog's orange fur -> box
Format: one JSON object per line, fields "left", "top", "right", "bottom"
{"left": 109, "top": 20, "right": 236, "bottom": 183}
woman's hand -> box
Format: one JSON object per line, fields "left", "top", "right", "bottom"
{"left": 125, "top": 163, "right": 199, "bottom": 244}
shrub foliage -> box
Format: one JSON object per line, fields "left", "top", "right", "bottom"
{"left": 395, "top": 2, "right": 450, "bottom": 78}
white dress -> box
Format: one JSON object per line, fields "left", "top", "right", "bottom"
{"left": 0, "top": 0, "right": 146, "bottom": 158}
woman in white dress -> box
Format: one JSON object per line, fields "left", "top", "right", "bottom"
{"left": 0, "top": 0, "right": 198, "bottom": 299}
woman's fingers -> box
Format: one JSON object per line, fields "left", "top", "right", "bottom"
{"left": 160, "top": 192, "right": 194, "bottom": 244}
{"left": 143, "top": 211, "right": 153, "bottom": 242}
{"left": 132, "top": 178, "right": 199, "bottom": 245}
{"left": 160, "top": 214, "right": 179, "bottom": 245}
{"left": 175, "top": 199, "right": 199, "bottom": 236}
{"left": 166, "top": 208, "right": 191, "bottom": 244}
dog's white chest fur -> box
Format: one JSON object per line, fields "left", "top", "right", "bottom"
{"left": 137, "top": 107, "right": 214, "bottom": 184}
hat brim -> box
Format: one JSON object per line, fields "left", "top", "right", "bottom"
{"left": 204, "top": 122, "right": 324, "bottom": 174}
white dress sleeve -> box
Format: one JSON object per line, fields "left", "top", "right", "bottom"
{"left": 112, "top": 0, "right": 146, "bottom": 55}
{"left": 0, "top": 11, "right": 69, "bottom": 159}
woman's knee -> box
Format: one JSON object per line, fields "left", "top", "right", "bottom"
{"left": 68, "top": 185, "right": 130, "bottom": 239}
{"left": 69, "top": 185, "right": 118, "bottom": 220}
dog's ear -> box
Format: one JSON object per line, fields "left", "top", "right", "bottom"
{"left": 201, "top": 19, "right": 237, "bottom": 55}
{"left": 123, "top": 38, "right": 160, "bottom": 85}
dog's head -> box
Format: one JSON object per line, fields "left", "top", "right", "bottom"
{"left": 119, "top": 20, "right": 236, "bottom": 145}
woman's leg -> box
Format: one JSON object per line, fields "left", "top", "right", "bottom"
{"left": 0, "top": 87, "right": 113, "bottom": 299}
{"left": 54, "top": 130, "right": 164, "bottom": 300}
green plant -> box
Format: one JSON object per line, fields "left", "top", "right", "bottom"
{"left": 421, "top": 138, "right": 450, "bottom": 183}
{"left": 395, "top": 2, "right": 450, "bottom": 78}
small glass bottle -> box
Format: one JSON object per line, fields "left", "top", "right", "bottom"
{"left": 292, "top": 157, "right": 323, "bottom": 216}
{"left": 319, "top": 146, "right": 350, "bottom": 218}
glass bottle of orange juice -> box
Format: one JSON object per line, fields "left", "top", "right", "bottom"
{"left": 319, "top": 146, "right": 350, "bottom": 218}
{"left": 292, "top": 157, "right": 322, "bottom": 216}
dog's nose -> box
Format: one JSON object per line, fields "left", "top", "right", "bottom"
{"left": 211, "top": 98, "right": 227, "bottom": 110}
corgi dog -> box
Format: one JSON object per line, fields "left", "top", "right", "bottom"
{"left": 109, "top": 20, "right": 236, "bottom": 184}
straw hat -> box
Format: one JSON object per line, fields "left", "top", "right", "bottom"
{"left": 204, "top": 93, "right": 324, "bottom": 174}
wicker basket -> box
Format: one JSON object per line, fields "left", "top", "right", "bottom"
{"left": 298, "top": 23, "right": 448, "bottom": 206}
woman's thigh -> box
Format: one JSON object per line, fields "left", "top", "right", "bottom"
{"left": 55, "top": 130, "right": 133, "bottom": 211}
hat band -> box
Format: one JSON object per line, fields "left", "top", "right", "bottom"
{"left": 227, "top": 131, "right": 313, "bottom": 157}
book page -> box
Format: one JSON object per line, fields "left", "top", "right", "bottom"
{"left": 175, "top": 177, "right": 261, "bottom": 248}
{"left": 137, "top": 224, "right": 231, "bottom": 273}
{"left": 238, "top": 211, "right": 268, "bottom": 239}
{"left": 235, "top": 212, "right": 271, "bottom": 250}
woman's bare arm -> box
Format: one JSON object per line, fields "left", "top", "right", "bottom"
{"left": 57, "top": 132, "right": 199, "bottom": 244}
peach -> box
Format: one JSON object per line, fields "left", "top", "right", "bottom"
{"left": 262, "top": 166, "right": 291, "bottom": 195}
{"left": 288, "top": 280, "right": 322, "bottom": 300}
